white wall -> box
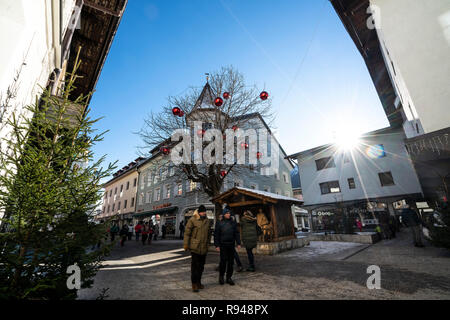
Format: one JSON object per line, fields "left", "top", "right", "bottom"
{"left": 297, "top": 128, "right": 423, "bottom": 206}
{"left": 371, "top": 0, "right": 450, "bottom": 136}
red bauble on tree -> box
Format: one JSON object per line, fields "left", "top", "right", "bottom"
{"left": 197, "top": 129, "right": 206, "bottom": 137}
{"left": 172, "top": 107, "right": 181, "bottom": 116}
{"left": 259, "top": 91, "right": 269, "bottom": 100}
{"left": 241, "top": 142, "right": 249, "bottom": 149}
{"left": 178, "top": 110, "right": 184, "bottom": 117}
{"left": 223, "top": 92, "right": 230, "bottom": 99}
{"left": 232, "top": 125, "right": 238, "bottom": 131}
{"left": 256, "top": 151, "right": 263, "bottom": 159}
{"left": 214, "top": 97, "right": 223, "bottom": 107}
{"left": 220, "top": 170, "right": 227, "bottom": 178}
{"left": 160, "top": 146, "right": 170, "bottom": 155}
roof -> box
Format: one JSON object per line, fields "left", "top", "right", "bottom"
{"left": 67, "top": 0, "right": 128, "bottom": 102}
{"left": 212, "top": 187, "right": 304, "bottom": 205}
{"left": 330, "top": 0, "right": 404, "bottom": 128}
{"left": 286, "top": 126, "right": 397, "bottom": 159}
{"left": 192, "top": 82, "right": 215, "bottom": 110}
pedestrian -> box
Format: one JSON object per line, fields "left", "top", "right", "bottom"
{"left": 214, "top": 210, "right": 243, "bottom": 272}
{"left": 127, "top": 223, "right": 133, "bottom": 241}
{"left": 179, "top": 221, "right": 185, "bottom": 239}
{"left": 135, "top": 221, "right": 142, "bottom": 241}
{"left": 388, "top": 216, "right": 396, "bottom": 238}
{"left": 401, "top": 205, "right": 424, "bottom": 247}
{"left": 356, "top": 219, "right": 363, "bottom": 232}
{"left": 183, "top": 205, "right": 212, "bottom": 292}
{"left": 110, "top": 222, "right": 119, "bottom": 242}
{"left": 162, "top": 224, "right": 167, "bottom": 239}
{"left": 214, "top": 206, "right": 241, "bottom": 286}
{"left": 153, "top": 223, "right": 159, "bottom": 241}
{"left": 119, "top": 224, "right": 128, "bottom": 247}
{"left": 374, "top": 224, "right": 382, "bottom": 240}
{"left": 148, "top": 223, "right": 153, "bottom": 244}
{"left": 142, "top": 222, "right": 149, "bottom": 245}
{"left": 240, "top": 210, "right": 258, "bottom": 272}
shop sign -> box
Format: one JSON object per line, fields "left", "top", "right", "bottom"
{"left": 153, "top": 203, "right": 172, "bottom": 210}
{"left": 313, "top": 211, "right": 334, "bottom": 216}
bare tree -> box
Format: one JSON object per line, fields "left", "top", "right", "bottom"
{"left": 137, "top": 66, "right": 274, "bottom": 217}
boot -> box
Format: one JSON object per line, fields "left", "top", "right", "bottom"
{"left": 219, "top": 275, "right": 225, "bottom": 285}
{"left": 198, "top": 282, "right": 204, "bottom": 289}
{"left": 226, "top": 278, "right": 235, "bottom": 286}
{"left": 192, "top": 283, "right": 199, "bottom": 292}
{"left": 246, "top": 266, "right": 255, "bottom": 272}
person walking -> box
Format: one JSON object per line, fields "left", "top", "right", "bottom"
{"left": 356, "top": 219, "right": 363, "bottom": 232}
{"left": 135, "top": 222, "right": 142, "bottom": 241}
{"left": 141, "top": 222, "right": 149, "bottom": 245}
{"left": 127, "top": 223, "right": 133, "bottom": 241}
{"left": 110, "top": 222, "right": 119, "bottom": 243}
{"left": 148, "top": 223, "right": 154, "bottom": 244}
{"left": 214, "top": 207, "right": 241, "bottom": 286}
{"left": 153, "top": 223, "right": 159, "bottom": 241}
{"left": 240, "top": 210, "right": 258, "bottom": 272}
{"left": 214, "top": 210, "right": 243, "bottom": 272}
{"left": 179, "top": 221, "right": 185, "bottom": 239}
{"left": 162, "top": 224, "right": 167, "bottom": 239}
{"left": 119, "top": 224, "right": 128, "bottom": 247}
{"left": 401, "top": 205, "right": 424, "bottom": 247}
{"left": 183, "top": 205, "right": 212, "bottom": 292}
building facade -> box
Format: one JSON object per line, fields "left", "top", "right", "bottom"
{"left": 331, "top": 0, "right": 450, "bottom": 207}
{"left": 288, "top": 127, "right": 423, "bottom": 231}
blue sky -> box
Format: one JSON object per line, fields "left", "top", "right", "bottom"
{"left": 88, "top": 0, "right": 389, "bottom": 174}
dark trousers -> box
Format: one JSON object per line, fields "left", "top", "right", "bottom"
{"left": 127, "top": 232, "right": 132, "bottom": 240}
{"left": 220, "top": 246, "right": 235, "bottom": 279}
{"left": 246, "top": 247, "right": 255, "bottom": 268}
{"left": 110, "top": 233, "right": 116, "bottom": 242}
{"left": 120, "top": 236, "right": 126, "bottom": 247}
{"left": 142, "top": 234, "right": 148, "bottom": 245}
{"left": 135, "top": 232, "right": 140, "bottom": 241}
{"left": 191, "top": 252, "right": 207, "bottom": 284}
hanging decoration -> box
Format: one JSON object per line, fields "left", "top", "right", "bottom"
{"left": 223, "top": 92, "right": 230, "bottom": 99}
{"left": 241, "top": 142, "right": 249, "bottom": 149}
{"left": 220, "top": 170, "right": 227, "bottom": 178}
{"left": 172, "top": 107, "right": 181, "bottom": 116}
{"left": 232, "top": 125, "right": 238, "bottom": 131}
{"left": 214, "top": 97, "right": 223, "bottom": 107}
{"left": 259, "top": 91, "right": 269, "bottom": 100}
{"left": 178, "top": 110, "right": 184, "bottom": 117}
{"left": 160, "top": 146, "right": 170, "bottom": 155}
{"left": 256, "top": 151, "right": 263, "bottom": 159}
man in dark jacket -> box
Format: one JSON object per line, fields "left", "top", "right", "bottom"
{"left": 214, "top": 207, "right": 241, "bottom": 285}
{"left": 184, "top": 205, "right": 212, "bottom": 292}
{"left": 401, "top": 205, "right": 424, "bottom": 247}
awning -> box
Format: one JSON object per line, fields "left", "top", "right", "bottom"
{"left": 133, "top": 206, "right": 178, "bottom": 218}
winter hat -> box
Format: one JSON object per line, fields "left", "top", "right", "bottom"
{"left": 222, "top": 207, "right": 233, "bottom": 215}
{"left": 198, "top": 205, "right": 207, "bottom": 213}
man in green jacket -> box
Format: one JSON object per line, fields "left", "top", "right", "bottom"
{"left": 183, "top": 205, "right": 212, "bottom": 292}
{"left": 240, "top": 210, "right": 258, "bottom": 271}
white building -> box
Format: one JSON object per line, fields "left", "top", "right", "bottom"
{"left": 287, "top": 127, "right": 423, "bottom": 230}
{"left": 331, "top": 0, "right": 450, "bottom": 207}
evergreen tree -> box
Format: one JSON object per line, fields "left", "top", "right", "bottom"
{"left": 0, "top": 52, "right": 116, "bottom": 299}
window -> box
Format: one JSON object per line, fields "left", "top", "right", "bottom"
{"left": 133, "top": 178, "right": 137, "bottom": 187}
{"left": 169, "top": 166, "right": 175, "bottom": 176}
{"left": 155, "top": 188, "right": 161, "bottom": 201}
{"left": 164, "top": 185, "right": 171, "bottom": 199}
{"left": 319, "top": 181, "right": 341, "bottom": 194}
{"left": 141, "top": 174, "right": 146, "bottom": 189}
{"left": 283, "top": 172, "right": 288, "bottom": 183}
{"left": 147, "top": 172, "right": 152, "bottom": 186}
{"left": 315, "top": 157, "right": 335, "bottom": 171}
{"left": 234, "top": 179, "right": 243, "bottom": 187}
{"left": 189, "top": 180, "right": 197, "bottom": 192}
{"left": 107, "top": 205, "right": 110, "bottom": 213}
{"left": 146, "top": 191, "right": 152, "bottom": 203}
{"left": 154, "top": 172, "right": 160, "bottom": 184}
{"left": 379, "top": 172, "right": 395, "bottom": 186}
{"left": 109, "top": 190, "right": 112, "bottom": 197}
{"left": 162, "top": 169, "right": 168, "bottom": 181}
{"left": 117, "top": 201, "right": 121, "bottom": 210}
{"left": 138, "top": 193, "right": 144, "bottom": 205}
{"left": 120, "top": 185, "right": 123, "bottom": 193}
{"left": 131, "top": 197, "right": 135, "bottom": 207}
{"left": 263, "top": 186, "right": 270, "bottom": 193}
{"left": 112, "top": 203, "right": 115, "bottom": 211}
{"left": 177, "top": 183, "right": 183, "bottom": 196}
{"left": 126, "top": 181, "right": 130, "bottom": 190}
{"left": 250, "top": 183, "right": 258, "bottom": 190}
{"left": 274, "top": 171, "right": 279, "bottom": 180}
{"left": 124, "top": 199, "right": 128, "bottom": 209}
{"left": 114, "top": 187, "right": 117, "bottom": 194}
{"left": 348, "top": 178, "right": 356, "bottom": 189}
{"left": 103, "top": 207, "right": 105, "bottom": 213}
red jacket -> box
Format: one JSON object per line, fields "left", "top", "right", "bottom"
{"left": 135, "top": 224, "right": 143, "bottom": 233}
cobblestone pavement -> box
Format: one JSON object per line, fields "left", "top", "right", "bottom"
{"left": 78, "top": 229, "right": 450, "bottom": 300}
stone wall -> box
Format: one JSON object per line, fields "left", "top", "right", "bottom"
{"left": 307, "top": 233, "right": 379, "bottom": 244}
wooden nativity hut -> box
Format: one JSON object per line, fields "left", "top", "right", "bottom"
{"left": 212, "top": 187, "right": 304, "bottom": 243}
